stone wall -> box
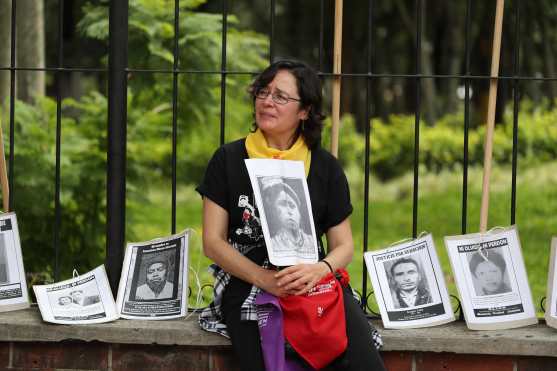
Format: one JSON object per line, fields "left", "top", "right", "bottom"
{"left": 0, "top": 308, "right": 556, "bottom": 370}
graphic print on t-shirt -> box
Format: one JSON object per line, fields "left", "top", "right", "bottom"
{"left": 235, "top": 195, "right": 263, "bottom": 241}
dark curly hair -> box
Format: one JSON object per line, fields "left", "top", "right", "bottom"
{"left": 249, "top": 59, "right": 325, "bottom": 149}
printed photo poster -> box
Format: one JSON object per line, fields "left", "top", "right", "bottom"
{"left": 364, "top": 234, "right": 454, "bottom": 329}
{"left": 0, "top": 212, "right": 30, "bottom": 312}
{"left": 116, "top": 230, "right": 189, "bottom": 320}
{"left": 245, "top": 159, "right": 319, "bottom": 266}
{"left": 544, "top": 237, "right": 557, "bottom": 329}
{"left": 33, "top": 265, "right": 118, "bottom": 324}
{"left": 444, "top": 226, "right": 537, "bottom": 330}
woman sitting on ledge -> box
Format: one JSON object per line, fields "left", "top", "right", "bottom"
{"left": 197, "top": 59, "right": 386, "bottom": 371}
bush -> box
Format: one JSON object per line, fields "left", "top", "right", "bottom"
{"left": 327, "top": 100, "right": 557, "bottom": 181}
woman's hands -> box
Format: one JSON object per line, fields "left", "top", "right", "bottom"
{"left": 269, "top": 218, "right": 355, "bottom": 296}
{"left": 254, "top": 268, "right": 295, "bottom": 298}
{"left": 274, "top": 262, "right": 331, "bottom": 296}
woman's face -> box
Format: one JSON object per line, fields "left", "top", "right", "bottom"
{"left": 275, "top": 190, "right": 301, "bottom": 230}
{"left": 255, "top": 70, "right": 308, "bottom": 142}
{"left": 475, "top": 261, "right": 504, "bottom": 294}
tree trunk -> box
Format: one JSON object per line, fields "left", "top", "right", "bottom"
{"left": 0, "top": 0, "right": 12, "bottom": 108}
{"left": 16, "top": 0, "right": 45, "bottom": 104}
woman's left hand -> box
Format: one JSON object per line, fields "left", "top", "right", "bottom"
{"left": 275, "top": 262, "right": 330, "bottom": 296}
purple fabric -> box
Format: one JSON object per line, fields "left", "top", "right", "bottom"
{"left": 256, "top": 291, "right": 309, "bottom": 371}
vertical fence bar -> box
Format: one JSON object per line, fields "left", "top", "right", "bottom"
{"left": 510, "top": 0, "right": 521, "bottom": 225}
{"left": 8, "top": 0, "right": 16, "bottom": 211}
{"left": 412, "top": 0, "right": 422, "bottom": 238}
{"left": 171, "top": 0, "right": 180, "bottom": 234}
{"left": 106, "top": 0, "right": 129, "bottom": 293}
{"left": 461, "top": 0, "right": 472, "bottom": 234}
{"left": 361, "top": 0, "right": 374, "bottom": 311}
{"left": 53, "top": 0, "right": 65, "bottom": 281}
{"left": 270, "top": 0, "right": 275, "bottom": 63}
{"left": 219, "top": 0, "right": 228, "bottom": 146}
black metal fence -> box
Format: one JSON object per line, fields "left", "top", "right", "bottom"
{"left": 2, "top": 0, "right": 554, "bottom": 314}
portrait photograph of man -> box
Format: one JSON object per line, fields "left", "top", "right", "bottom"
{"left": 135, "top": 255, "right": 175, "bottom": 300}
{"left": 387, "top": 256, "right": 433, "bottom": 309}
{"left": 0, "top": 234, "right": 9, "bottom": 284}
{"left": 468, "top": 249, "right": 512, "bottom": 296}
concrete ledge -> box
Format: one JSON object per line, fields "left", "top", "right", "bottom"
{"left": 2, "top": 308, "right": 557, "bottom": 357}
{"left": 374, "top": 321, "right": 557, "bottom": 357}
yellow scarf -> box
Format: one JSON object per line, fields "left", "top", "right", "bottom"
{"left": 245, "top": 129, "right": 311, "bottom": 177}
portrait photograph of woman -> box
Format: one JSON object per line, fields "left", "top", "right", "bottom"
{"left": 257, "top": 176, "right": 315, "bottom": 257}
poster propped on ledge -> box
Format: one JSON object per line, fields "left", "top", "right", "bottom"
{"left": 33, "top": 265, "right": 117, "bottom": 324}
{"left": 444, "top": 226, "right": 537, "bottom": 330}
{"left": 364, "top": 234, "right": 454, "bottom": 329}
{"left": 0, "top": 213, "right": 29, "bottom": 312}
{"left": 245, "top": 159, "right": 319, "bottom": 267}
{"left": 544, "top": 237, "right": 557, "bottom": 329}
{"left": 116, "top": 230, "right": 189, "bottom": 320}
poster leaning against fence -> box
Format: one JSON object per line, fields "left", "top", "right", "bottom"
{"left": 544, "top": 237, "right": 557, "bottom": 329}
{"left": 33, "top": 265, "right": 117, "bottom": 324}
{"left": 0, "top": 212, "right": 29, "bottom": 312}
{"left": 445, "top": 226, "right": 537, "bottom": 330}
{"left": 364, "top": 234, "right": 454, "bottom": 329}
{"left": 116, "top": 230, "right": 189, "bottom": 320}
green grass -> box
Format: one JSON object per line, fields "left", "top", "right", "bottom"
{"left": 127, "top": 162, "right": 557, "bottom": 312}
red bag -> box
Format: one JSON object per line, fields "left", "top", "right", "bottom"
{"left": 279, "top": 270, "right": 348, "bottom": 370}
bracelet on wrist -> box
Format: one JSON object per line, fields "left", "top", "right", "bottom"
{"left": 320, "top": 259, "right": 334, "bottom": 273}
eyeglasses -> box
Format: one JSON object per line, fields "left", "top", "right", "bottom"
{"left": 255, "top": 88, "right": 301, "bottom": 105}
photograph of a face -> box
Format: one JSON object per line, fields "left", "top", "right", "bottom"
{"left": 50, "top": 285, "right": 101, "bottom": 310}
{"left": 467, "top": 248, "right": 512, "bottom": 297}
{"left": 257, "top": 176, "right": 315, "bottom": 256}
{"left": 132, "top": 250, "right": 177, "bottom": 301}
{"left": 384, "top": 255, "right": 433, "bottom": 309}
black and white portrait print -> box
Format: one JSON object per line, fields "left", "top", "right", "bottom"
{"left": 133, "top": 249, "right": 177, "bottom": 301}
{"left": 257, "top": 176, "right": 314, "bottom": 255}
{"left": 385, "top": 255, "right": 433, "bottom": 309}
{"left": 467, "top": 248, "right": 512, "bottom": 296}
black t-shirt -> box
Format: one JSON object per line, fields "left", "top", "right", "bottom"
{"left": 196, "top": 138, "right": 353, "bottom": 304}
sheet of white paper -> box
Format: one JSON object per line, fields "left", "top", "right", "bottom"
{"left": 364, "top": 234, "right": 454, "bottom": 329}
{"left": 0, "top": 212, "right": 29, "bottom": 312}
{"left": 33, "top": 265, "right": 118, "bottom": 324}
{"left": 116, "top": 230, "right": 189, "bottom": 320}
{"left": 545, "top": 237, "right": 557, "bottom": 328}
{"left": 444, "top": 226, "right": 537, "bottom": 330}
{"left": 245, "top": 159, "right": 318, "bottom": 266}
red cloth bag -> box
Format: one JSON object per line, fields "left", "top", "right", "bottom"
{"left": 279, "top": 271, "right": 349, "bottom": 370}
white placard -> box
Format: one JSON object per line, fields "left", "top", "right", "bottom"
{"left": 364, "top": 234, "right": 454, "bottom": 329}
{"left": 0, "top": 212, "right": 29, "bottom": 312}
{"left": 544, "top": 237, "right": 557, "bottom": 329}
{"left": 33, "top": 265, "right": 117, "bottom": 324}
{"left": 245, "top": 159, "right": 318, "bottom": 266}
{"left": 444, "top": 226, "right": 537, "bottom": 330}
{"left": 116, "top": 230, "right": 189, "bottom": 320}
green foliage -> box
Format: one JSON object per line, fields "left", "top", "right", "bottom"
{"left": 326, "top": 100, "right": 557, "bottom": 181}
{"left": 79, "top": 0, "right": 269, "bottom": 185}
{"left": 0, "top": 96, "right": 107, "bottom": 281}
